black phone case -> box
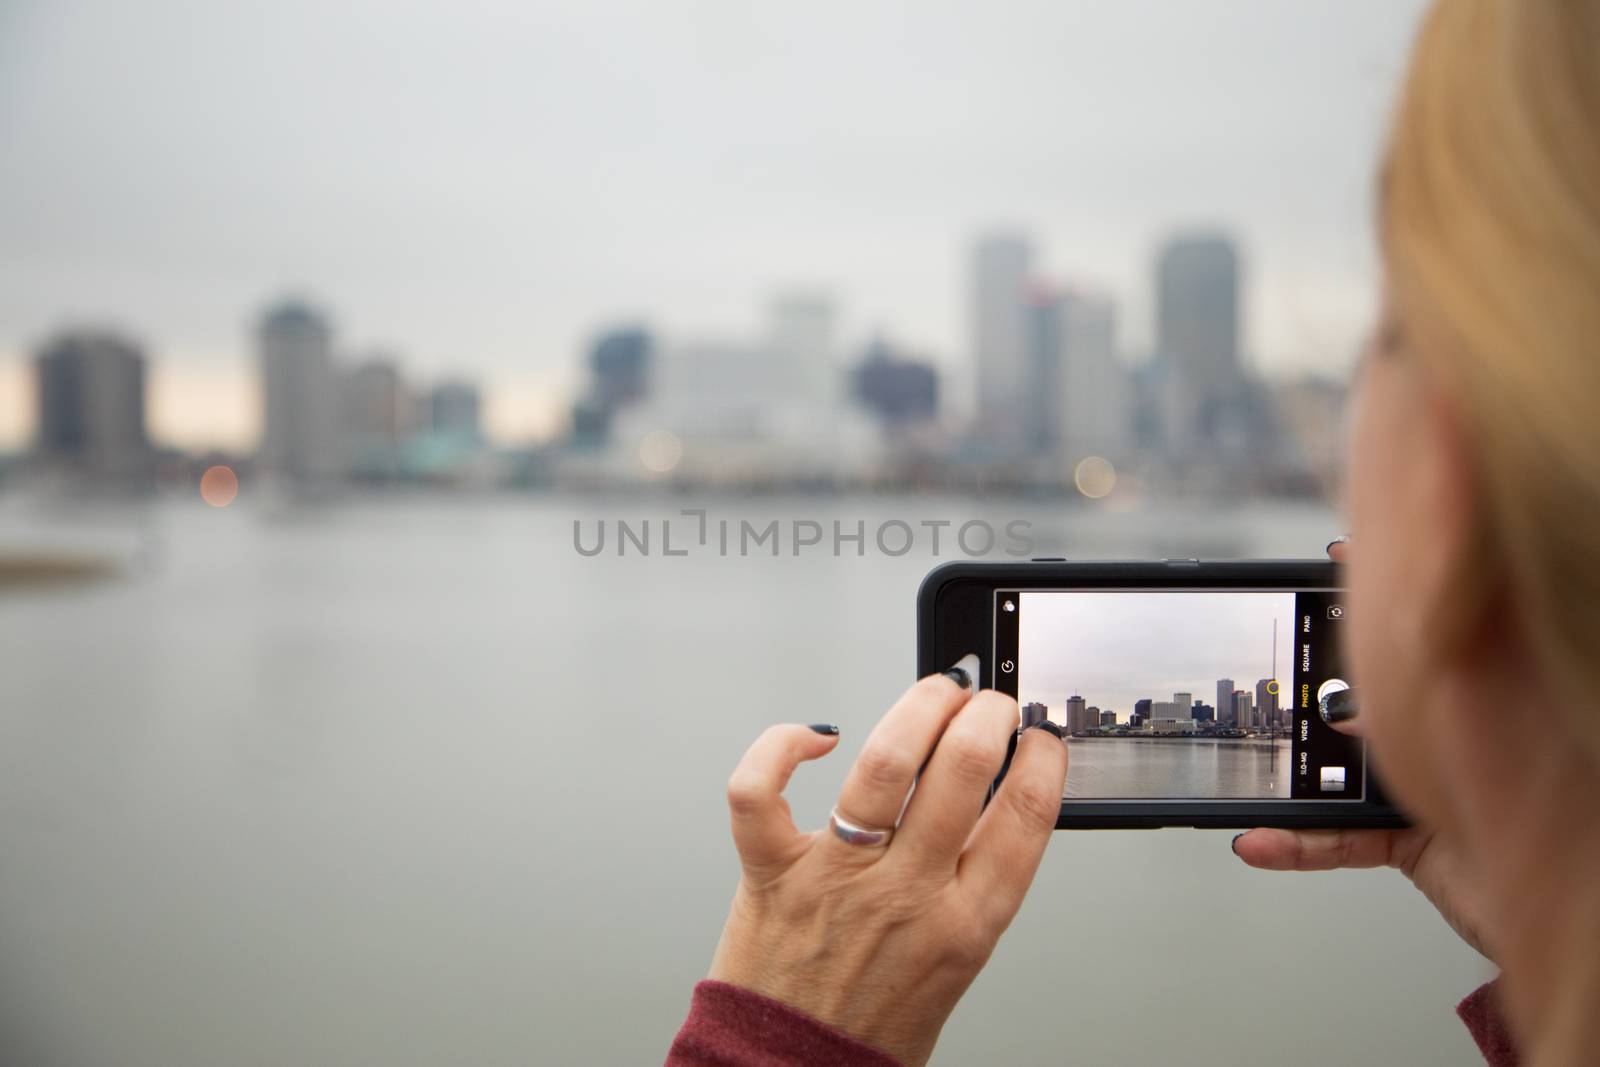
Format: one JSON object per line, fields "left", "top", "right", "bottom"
{"left": 916, "top": 559, "right": 1408, "bottom": 830}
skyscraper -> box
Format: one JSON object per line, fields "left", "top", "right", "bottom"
{"left": 1056, "top": 290, "right": 1123, "bottom": 463}
{"left": 33, "top": 330, "right": 150, "bottom": 483}
{"left": 1065, "top": 694, "right": 1089, "bottom": 735}
{"left": 1255, "top": 679, "right": 1281, "bottom": 731}
{"left": 571, "top": 326, "right": 652, "bottom": 448}
{"left": 341, "top": 357, "right": 410, "bottom": 481}
{"left": 258, "top": 299, "right": 339, "bottom": 486}
{"left": 972, "top": 232, "right": 1034, "bottom": 440}
{"left": 1021, "top": 702, "right": 1050, "bottom": 730}
{"left": 590, "top": 328, "right": 652, "bottom": 411}
{"left": 1155, "top": 233, "right": 1243, "bottom": 454}
{"left": 1233, "top": 690, "right": 1255, "bottom": 730}
{"left": 1217, "top": 679, "right": 1235, "bottom": 724}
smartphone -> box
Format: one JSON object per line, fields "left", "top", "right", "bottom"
{"left": 917, "top": 559, "right": 1406, "bottom": 829}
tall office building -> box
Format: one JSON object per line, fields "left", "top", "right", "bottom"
{"left": 1173, "top": 692, "right": 1193, "bottom": 716}
{"left": 1027, "top": 288, "right": 1124, "bottom": 461}
{"left": 33, "top": 330, "right": 150, "bottom": 483}
{"left": 1155, "top": 233, "right": 1243, "bottom": 454}
{"left": 258, "top": 299, "right": 339, "bottom": 486}
{"left": 571, "top": 326, "right": 652, "bottom": 448}
{"left": 1065, "top": 694, "right": 1089, "bottom": 735}
{"left": 590, "top": 328, "right": 652, "bottom": 411}
{"left": 1099, "top": 709, "right": 1117, "bottom": 728}
{"left": 1255, "top": 679, "right": 1281, "bottom": 731}
{"left": 1134, "top": 698, "right": 1152, "bottom": 723}
{"left": 1233, "top": 690, "right": 1255, "bottom": 730}
{"left": 341, "top": 357, "right": 410, "bottom": 481}
{"left": 1217, "top": 679, "right": 1236, "bottom": 725}
{"left": 1021, "top": 702, "right": 1050, "bottom": 730}
{"left": 972, "top": 232, "right": 1034, "bottom": 440}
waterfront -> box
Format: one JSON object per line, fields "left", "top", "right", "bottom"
{"left": 0, "top": 495, "right": 1485, "bottom": 1066}
{"left": 1064, "top": 736, "right": 1292, "bottom": 799}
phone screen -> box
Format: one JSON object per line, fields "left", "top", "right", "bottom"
{"left": 991, "top": 588, "right": 1362, "bottom": 802}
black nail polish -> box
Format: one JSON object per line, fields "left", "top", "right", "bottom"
{"left": 1320, "top": 688, "right": 1359, "bottom": 723}
{"left": 1029, "top": 719, "right": 1065, "bottom": 739}
{"left": 1326, "top": 536, "right": 1349, "bottom": 553}
{"left": 1231, "top": 833, "right": 1245, "bottom": 855}
{"left": 808, "top": 723, "right": 840, "bottom": 736}
{"left": 942, "top": 667, "right": 971, "bottom": 690}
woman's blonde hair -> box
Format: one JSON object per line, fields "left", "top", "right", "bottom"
{"left": 1383, "top": 0, "right": 1600, "bottom": 758}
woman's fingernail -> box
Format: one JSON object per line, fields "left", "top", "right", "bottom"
{"left": 1321, "top": 688, "right": 1359, "bottom": 723}
{"left": 943, "top": 666, "right": 972, "bottom": 690}
{"left": 809, "top": 723, "right": 840, "bottom": 736}
{"left": 1326, "top": 535, "right": 1350, "bottom": 553}
{"left": 1028, "top": 719, "right": 1065, "bottom": 740}
{"left": 1231, "top": 832, "right": 1245, "bottom": 855}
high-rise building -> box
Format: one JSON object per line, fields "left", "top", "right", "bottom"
{"left": 1099, "top": 709, "right": 1117, "bottom": 728}
{"left": 1217, "top": 679, "right": 1236, "bottom": 725}
{"left": 1255, "top": 679, "right": 1281, "bottom": 731}
{"left": 258, "top": 299, "right": 339, "bottom": 486}
{"left": 341, "top": 357, "right": 410, "bottom": 481}
{"left": 572, "top": 326, "right": 652, "bottom": 448}
{"left": 972, "top": 232, "right": 1034, "bottom": 440}
{"left": 1233, "top": 690, "right": 1255, "bottom": 730}
{"left": 1043, "top": 289, "right": 1124, "bottom": 461}
{"left": 1065, "top": 694, "right": 1089, "bottom": 735}
{"left": 1173, "top": 692, "right": 1193, "bottom": 716}
{"left": 590, "top": 328, "right": 651, "bottom": 410}
{"left": 32, "top": 330, "right": 150, "bottom": 484}
{"left": 1021, "top": 702, "right": 1050, "bottom": 730}
{"left": 1155, "top": 232, "right": 1244, "bottom": 454}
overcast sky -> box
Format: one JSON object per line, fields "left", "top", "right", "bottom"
{"left": 1017, "top": 591, "right": 1296, "bottom": 717}
{"left": 0, "top": 0, "right": 1428, "bottom": 449}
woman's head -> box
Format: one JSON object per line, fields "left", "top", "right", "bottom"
{"left": 1348, "top": 0, "right": 1600, "bottom": 823}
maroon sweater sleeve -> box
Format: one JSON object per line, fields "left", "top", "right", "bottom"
{"left": 665, "top": 980, "right": 904, "bottom": 1067}
{"left": 1458, "top": 980, "right": 1520, "bottom": 1067}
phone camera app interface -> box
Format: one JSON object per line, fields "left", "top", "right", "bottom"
{"left": 992, "top": 589, "right": 1361, "bottom": 802}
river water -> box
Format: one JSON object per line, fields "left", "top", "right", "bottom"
{"left": 1064, "top": 738, "right": 1293, "bottom": 799}
{"left": 0, "top": 494, "right": 1485, "bottom": 1066}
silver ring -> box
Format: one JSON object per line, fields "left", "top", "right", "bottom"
{"left": 829, "top": 806, "right": 894, "bottom": 848}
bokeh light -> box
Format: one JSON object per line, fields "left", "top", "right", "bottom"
{"left": 638, "top": 429, "right": 683, "bottom": 474}
{"left": 1073, "top": 456, "right": 1117, "bottom": 499}
{"left": 198, "top": 465, "right": 238, "bottom": 507}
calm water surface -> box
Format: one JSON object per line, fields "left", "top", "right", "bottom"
{"left": 1065, "top": 738, "right": 1293, "bottom": 799}
{"left": 0, "top": 494, "right": 1485, "bottom": 1066}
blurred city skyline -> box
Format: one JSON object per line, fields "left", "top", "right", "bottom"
{"left": 0, "top": 0, "right": 1426, "bottom": 452}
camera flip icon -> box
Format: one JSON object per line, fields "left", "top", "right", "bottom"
{"left": 1326, "top": 604, "right": 1345, "bottom": 620}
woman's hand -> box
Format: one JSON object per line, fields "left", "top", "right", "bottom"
{"left": 1233, "top": 537, "right": 1494, "bottom": 960}
{"left": 708, "top": 672, "right": 1069, "bottom": 1067}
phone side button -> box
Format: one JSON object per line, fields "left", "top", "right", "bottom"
{"left": 1161, "top": 558, "right": 1200, "bottom": 566}
{"left": 1032, "top": 556, "right": 1068, "bottom": 562}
